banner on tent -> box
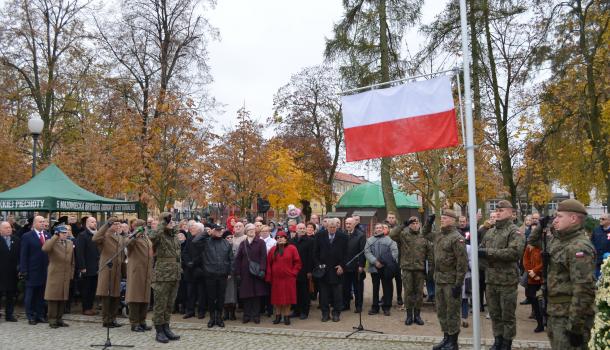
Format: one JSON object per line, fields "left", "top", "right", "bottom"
{"left": 0, "top": 198, "right": 138, "bottom": 212}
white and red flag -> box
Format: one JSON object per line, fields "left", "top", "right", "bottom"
{"left": 341, "top": 76, "right": 459, "bottom": 162}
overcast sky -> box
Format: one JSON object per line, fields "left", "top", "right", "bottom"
{"left": 207, "top": 0, "right": 448, "bottom": 178}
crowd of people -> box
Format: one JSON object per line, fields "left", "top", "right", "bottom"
{"left": 0, "top": 200, "right": 608, "bottom": 349}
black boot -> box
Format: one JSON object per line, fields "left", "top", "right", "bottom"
{"left": 414, "top": 309, "right": 424, "bottom": 325}
{"left": 441, "top": 333, "right": 458, "bottom": 350}
{"left": 155, "top": 325, "right": 169, "bottom": 343}
{"left": 433, "top": 333, "right": 449, "bottom": 350}
{"left": 163, "top": 324, "right": 180, "bottom": 341}
{"left": 500, "top": 339, "right": 512, "bottom": 350}
{"left": 131, "top": 324, "right": 145, "bottom": 332}
{"left": 405, "top": 309, "right": 413, "bottom": 325}
{"left": 532, "top": 299, "right": 544, "bottom": 333}
{"left": 283, "top": 316, "right": 290, "bottom": 325}
{"left": 490, "top": 336, "right": 503, "bottom": 350}
{"left": 216, "top": 312, "right": 225, "bottom": 328}
{"left": 272, "top": 315, "right": 282, "bottom": 324}
{"left": 140, "top": 323, "right": 152, "bottom": 331}
{"left": 207, "top": 312, "right": 216, "bottom": 328}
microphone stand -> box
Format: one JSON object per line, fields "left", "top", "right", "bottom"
{"left": 345, "top": 238, "right": 384, "bottom": 338}
{"left": 91, "top": 231, "right": 137, "bottom": 349}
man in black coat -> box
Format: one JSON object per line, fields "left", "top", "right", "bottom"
{"left": 294, "top": 223, "right": 315, "bottom": 319}
{"left": 342, "top": 217, "right": 366, "bottom": 313}
{"left": 182, "top": 222, "right": 207, "bottom": 319}
{"left": 75, "top": 216, "right": 100, "bottom": 316}
{"left": 314, "top": 219, "right": 348, "bottom": 322}
{"left": 20, "top": 215, "right": 50, "bottom": 324}
{"left": 0, "top": 221, "right": 20, "bottom": 322}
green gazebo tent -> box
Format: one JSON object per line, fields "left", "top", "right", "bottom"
{"left": 336, "top": 182, "right": 419, "bottom": 209}
{"left": 0, "top": 164, "right": 138, "bottom": 212}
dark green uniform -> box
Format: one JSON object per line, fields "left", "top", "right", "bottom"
{"left": 390, "top": 225, "right": 433, "bottom": 309}
{"left": 479, "top": 218, "right": 525, "bottom": 341}
{"left": 423, "top": 222, "right": 468, "bottom": 336}
{"left": 149, "top": 218, "right": 182, "bottom": 327}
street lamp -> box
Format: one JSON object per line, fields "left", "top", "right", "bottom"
{"left": 28, "top": 116, "right": 44, "bottom": 177}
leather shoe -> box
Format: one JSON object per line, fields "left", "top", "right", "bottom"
{"left": 197, "top": 313, "right": 205, "bottom": 319}
{"left": 299, "top": 314, "right": 308, "bottom": 320}
{"left": 28, "top": 319, "right": 37, "bottom": 325}
{"left": 383, "top": 310, "right": 391, "bottom": 316}
{"left": 82, "top": 309, "right": 97, "bottom": 316}
{"left": 57, "top": 321, "right": 69, "bottom": 327}
{"left": 5, "top": 316, "right": 18, "bottom": 322}
{"left": 321, "top": 314, "right": 330, "bottom": 322}
{"left": 368, "top": 309, "right": 379, "bottom": 315}
{"left": 36, "top": 317, "right": 48, "bottom": 323}
{"left": 332, "top": 314, "right": 340, "bottom": 322}
{"left": 140, "top": 323, "right": 152, "bottom": 331}
{"left": 182, "top": 312, "right": 195, "bottom": 319}
{"left": 131, "top": 324, "right": 145, "bottom": 332}
{"left": 49, "top": 323, "right": 60, "bottom": 329}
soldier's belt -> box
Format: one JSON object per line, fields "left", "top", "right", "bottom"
{"left": 156, "top": 257, "right": 180, "bottom": 262}
{"left": 548, "top": 295, "right": 571, "bottom": 304}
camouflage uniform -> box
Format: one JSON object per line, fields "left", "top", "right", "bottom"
{"left": 149, "top": 215, "right": 182, "bottom": 327}
{"left": 546, "top": 225, "right": 595, "bottom": 350}
{"left": 479, "top": 218, "right": 525, "bottom": 341}
{"left": 390, "top": 225, "right": 433, "bottom": 310}
{"left": 423, "top": 221, "right": 467, "bottom": 336}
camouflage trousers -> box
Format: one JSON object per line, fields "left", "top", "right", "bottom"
{"left": 547, "top": 316, "right": 593, "bottom": 350}
{"left": 436, "top": 283, "right": 461, "bottom": 335}
{"left": 487, "top": 284, "right": 517, "bottom": 340}
{"left": 152, "top": 280, "right": 180, "bottom": 326}
{"left": 402, "top": 269, "right": 426, "bottom": 309}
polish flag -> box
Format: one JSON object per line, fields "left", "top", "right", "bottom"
{"left": 341, "top": 76, "right": 459, "bottom": 162}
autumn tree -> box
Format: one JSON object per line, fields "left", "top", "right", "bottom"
{"left": 325, "top": 0, "right": 423, "bottom": 220}
{"left": 271, "top": 65, "right": 343, "bottom": 213}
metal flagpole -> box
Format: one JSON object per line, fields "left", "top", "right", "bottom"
{"left": 459, "top": 0, "right": 481, "bottom": 349}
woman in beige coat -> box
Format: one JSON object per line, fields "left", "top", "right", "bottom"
{"left": 126, "top": 220, "right": 154, "bottom": 332}
{"left": 93, "top": 217, "right": 126, "bottom": 328}
{"left": 42, "top": 225, "right": 74, "bottom": 328}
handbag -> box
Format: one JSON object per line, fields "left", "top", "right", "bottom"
{"left": 244, "top": 242, "right": 265, "bottom": 279}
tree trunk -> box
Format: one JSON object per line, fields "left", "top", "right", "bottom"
{"left": 378, "top": 0, "right": 399, "bottom": 220}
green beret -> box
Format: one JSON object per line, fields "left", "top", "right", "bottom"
{"left": 496, "top": 200, "right": 513, "bottom": 209}
{"left": 160, "top": 212, "right": 172, "bottom": 221}
{"left": 557, "top": 199, "right": 587, "bottom": 215}
{"left": 442, "top": 209, "right": 458, "bottom": 219}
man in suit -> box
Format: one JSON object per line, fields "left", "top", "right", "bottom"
{"left": 75, "top": 216, "right": 100, "bottom": 316}
{"left": 0, "top": 221, "right": 20, "bottom": 322}
{"left": 314, "top": 219, "right": 348, "bottom": 322}
{"left": 20, "top": 215, "right": 50, "bottom": 325}
{"left": 342, "top": 217, "right": 366, "bottom": 313}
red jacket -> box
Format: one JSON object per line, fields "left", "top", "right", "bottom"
{"left": 266, "top": 244, "right": 302, "bottom": 305}
{"left": 522, "top": 245, "right": 543, "bottom": 285}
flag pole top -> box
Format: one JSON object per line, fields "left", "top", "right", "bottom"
{"left": 338, "top": 67, "right": 459, "bottom": 96}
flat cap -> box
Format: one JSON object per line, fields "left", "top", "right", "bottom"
{"left": 442, "top": 209, "right": 458, "bottom": 219}
{"left": 496, "top": 200, "right": 513, "bottom": 209}
{"left": 557, "top": 199, "right": 587, "bottom": 215}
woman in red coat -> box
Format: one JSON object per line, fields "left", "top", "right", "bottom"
{"left": 523, "top": 240, "right": 544, "bottom": 333}
{"left": 266, "top": 231, "right": 302, "bottom": 325}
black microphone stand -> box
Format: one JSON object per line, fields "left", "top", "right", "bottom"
{"left": 345, "top": 239, "right": 384, "bottom": 338}
{"left": 91, "top": 231, "right": 137, "bottom": 349}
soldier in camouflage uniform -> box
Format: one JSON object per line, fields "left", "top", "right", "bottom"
{"left": 149, "top": 212, "right": 182, "bottom": 344}
{"left": 478, "top": 200, "right": 525, "bottom": 350}
{"left": 390, "top": 216, "right": 433, "bottom": 326}
{"left": 529, "top": 199, "right": 596, "bottom": 350}
{"left": 423, "top": 210, "right": 468, "bottom": 350}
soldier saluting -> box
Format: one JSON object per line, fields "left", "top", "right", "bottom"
{"left": 529, "top": 199, "right": 596, "bottom": 349}
{"left": 150, "top": 212, "right": 182, "bottom": 344}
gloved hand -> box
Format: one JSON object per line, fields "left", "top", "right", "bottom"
{"left": 565, "top": 330, "right": 584, "bottom": 347}
{"left": 478, "top": 249, "right": 487, "bottom": 258}
{"left": 451, "top": 285, "right": 461, "bottom": 299}
{"left": 426, "top": 214, "right": 436, "bottom": 227}
{"left": 540, "top": 216, "right": 551, "bottom": 229}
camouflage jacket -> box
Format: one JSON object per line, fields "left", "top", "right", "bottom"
{"left": 479, "top": 219, "right": 525, "bottom": 285}
{"left": 390, "top": 225, "right": 433, "bottom": 271}
{"left": 149, "top": 222, "right": 182, "bottom": 282}
{"left": 423, "top": 223, "right": 467, "bottom": 287}
{"left": 547, "top": 225, "right": 596, "bottom": 334}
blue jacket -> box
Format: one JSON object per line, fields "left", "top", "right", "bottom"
{"left": 591, "top": 225, "right": 610, "bottom": 265}
{"left": 19, "top": 230, "right": 50, "bottom": 287}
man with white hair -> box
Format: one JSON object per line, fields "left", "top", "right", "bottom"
{"left": 20, "top": 215, "right": 50, "bottom": 324}
{"left": 0, "top": 221, "right": 20, "bottom": 322}
{"left": 182, "top": 222, "right": 207, "bottom": 319}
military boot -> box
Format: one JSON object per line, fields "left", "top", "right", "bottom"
{"left": 500, "top": 339, "right": 512, "bottom": 350}
{"left": 441, "top": 333, "right": 458, "bottom": 350}
{"left": 432, "top": 333, "right": 449, "bottom": 350}
{"left": 155, "top": 325, "right": 169, "bottom": 343}
{"left": 490, "top": 336, "right": 503, "bottom": 350}
{"left": 405, "top": 309, "right": 413, "bottom": 325}
{"left": 414, "top": 309, "right": 424, "bottom": 325}
{"left": 163, "top": 324, "right": 180, "bottom": 341}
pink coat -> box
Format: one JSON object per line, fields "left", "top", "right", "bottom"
{"left": 266, "top": 244, "right": 302, "bottom": 305}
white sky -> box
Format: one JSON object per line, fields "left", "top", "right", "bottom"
{"left": 207, "top": 0, "right": 449, "bottom": 180}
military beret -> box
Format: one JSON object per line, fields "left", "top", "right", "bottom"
{"left": 442, "top": 209, "right": 458, "bottom": 219}
{"left": 496, "top": 200, "right": 513, "bottom": 209}
{"left": 557, "top": 199, "right": 587, "bottom": 215}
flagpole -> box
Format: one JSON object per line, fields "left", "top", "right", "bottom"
{"left": 338, "top": 68, "right": 456, "bottom": 95}
{"left": 459, "top": 0, "right": 481, "bottom": 349}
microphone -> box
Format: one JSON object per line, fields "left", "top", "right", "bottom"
{"left": 128, "top": 227, "right": 145, "bottom": 239}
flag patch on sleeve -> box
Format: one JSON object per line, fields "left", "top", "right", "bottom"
{"left": 575, "top": 252, "right": 585, "bottom": 258}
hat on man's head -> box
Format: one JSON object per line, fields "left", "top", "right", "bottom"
{"left": 496, "top": 200, "right": 513, "bottom": 209}
{"left": 53, "top": 225, "right": 68, "bottom": 234}
{"left": 557, "top": 199, "right": 588, "bottom": 215}
{"left": 212, "top": 224, "right": 224, "bottom": 231}
{"left": 441, "top": 209, "right": 458, "bottom": 219}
